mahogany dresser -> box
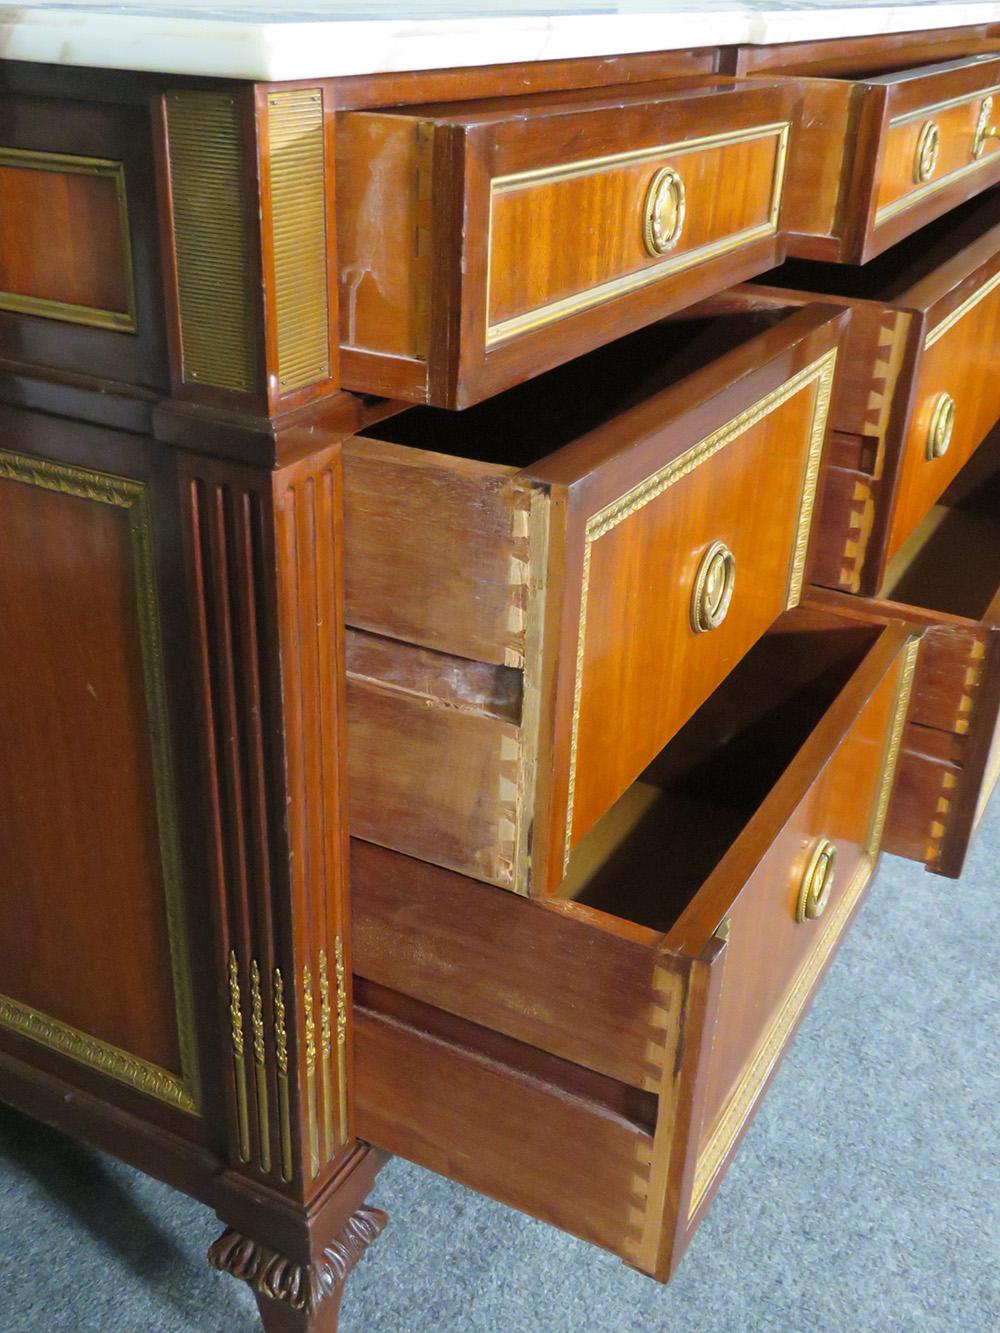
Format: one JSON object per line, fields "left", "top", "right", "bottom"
{"left": 2, "top": 3, "right": 1000, "bottom": 1329}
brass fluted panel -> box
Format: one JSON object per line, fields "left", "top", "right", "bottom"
{"left": 267, "top": 89, "right": 330, "bottom": 393}
{"left": 165, "top": 92, "right": 256, "bottom": 393}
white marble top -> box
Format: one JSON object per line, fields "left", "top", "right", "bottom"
{"left": 1, "top": 1, "right": 999, "bottom": 81}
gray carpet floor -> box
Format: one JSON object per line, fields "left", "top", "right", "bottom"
{"left": 1, "top": 802, "right": 998, "bottom": 1332}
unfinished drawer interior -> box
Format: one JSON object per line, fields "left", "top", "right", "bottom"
{"left": 734, "top": 42, "right": 1000, "bottom": 263}
{"left": 353, "top": 608, "right": 917, "bottom": 1277}
{"left": 818, "top": 425, "right": 1000, "bottom": 877}
{"left": 336, "top": 76, "right": 800, "bottom": 407}
{"left": 344, "top": 304, "right": 843, "bottom": 894}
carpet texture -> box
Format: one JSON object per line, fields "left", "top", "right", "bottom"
{"left": 1, "top": 801, "right": 998, "bottom": 1332}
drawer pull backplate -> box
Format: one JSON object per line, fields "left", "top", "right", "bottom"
{"left": 973, "top": 96, "right": 999, "bottom": 159}
{"left": 914, "top": 120, "right": 941, "bottom": 183}
{"left": 926, "top": 391, "right": 955, "bottom": 460}
{"left": 691, "top": 540, "right": 736, "bottom": 634}
{"left": 643, "top": 166, "right": 686, "bottom": 256}
{"left": 796, "top": 838, "right": 837, "bottom": 923}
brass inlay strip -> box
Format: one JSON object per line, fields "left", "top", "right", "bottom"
{"left": 303, "top": 963, "right": 320, "bottom": 1179}
{"left": 485, "top": 122, "right": 789, "bottom": 348}
{"left": 689, "top": 636, "right": 918, "bottom": 1217}
{"left": 165, "top": 92, "right": 256, "bottom": 393}
{"left": 267, "top": 89, "right": 330, "bottom": 393}
{"left": 689, "top": 853, "right": 875, "bottom": 1217}
{"left": 334, "top": 936, "right": 349, "bottom": 1147}
{"left": 562, "top": 349, "right": 837, "bottom": 868}
{"left": 0, "top": 147, "right": 136, "bottom": 333}
{"left": 866, "top": 638, "right": 920, "bottom": 856}
{"left": 249, "top": 960, "right": 271, "bottom": 1174}
{"left": 888, "top": 79, "right": 1000, "bottom": 127}
{"left": 228, "top": 951, "right": 251, "bottom": 1162}
{"left": 924, "top": 266, "right": 1000, "bottom": 348}
{"left": 0, "top": 450, "right": 199, "bottom": 1115}
{"left": 319, "top": 950, "right": 334, "bottom": 1162}
{"left": 273, "top": 968, "right": 293, "bottom": 1182}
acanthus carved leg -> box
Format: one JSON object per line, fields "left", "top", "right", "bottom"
{"left": 210, "top": 1203, "right": 388, "bottom": 1332}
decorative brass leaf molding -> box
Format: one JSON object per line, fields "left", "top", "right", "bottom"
{"left": 228, "top": 951, "right": 251, "bottom": 1163}
{"left": 209, "top": 1205, "right": 388, "bottom": 1314}
{"left": 0, "top": 449, "right": 199, "bottom": 1116}
{"left": 563, "top": 347, "right": 838, "bottom": 869}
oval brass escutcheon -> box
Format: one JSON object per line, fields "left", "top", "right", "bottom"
{"left": 926, "top": 391, "right": 955, "bottom": 460}
{"left": 914, "top": 119, "right": 941, "bottom": 183}
{"left": 796, "top": 838, "right": 837, "bottom": 923}
{"left": 691, "top": 540, "right": 735, "bottom": 634}
{"left": 643, "top": 166, "right": 686, "bottom": 256}
{"left": 973, "top": 95, "right": 997, "bottom": 159}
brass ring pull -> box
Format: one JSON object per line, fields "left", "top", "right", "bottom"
{"left": 643, "top": 166, "right": 686, "bottom": 256}
{"left": 926, "top": 392, "right": 955, "bottom": 461}
{"left": 691, "top": 541, "right": 735, "bottom": 634}
{"left": 796, "top": 838, "right": 837, "bottom": 923}
{"left": 914, "top": 120, "right": 941, "bottom": 183}
{"left": 973, "top": 95, "right": 999, "bottom": 159}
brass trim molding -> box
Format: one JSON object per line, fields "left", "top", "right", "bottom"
{"left": 274, "top": 968, "right": 293, "bottom": 1182}
{"left": 334, "top": 938, "right": 349, "bottom": 1148}
{"left": 485, "top": 121, "right": 789, "bottom": 347}
{"left": 562, "top": 347, "right": 837, "bottom": 867}
{"left": 249, "top": 960, "right": 271, "bottom": 1174}
{"left": 689, "top": 853, "right": 875, "bottom": 1217}
{"left": 866, "top": 637, "right": 920, "bottom": 857}
{"left": 303, "top": 963, "right": 320, "bottom": 1180}
{"left": 0, "top": 147, "right": 137, "bottom": 333}
{"left": 888, "top": 79, "right": 1000, "bottom": 128}
{"left": 267, "top": 89, "right": 331, "bottom": 393}
{"left": 165, "top": 91, "right": 256, "bottom": 393}
{"left": 0, "top": 450, "right": 199, "bottom": 1115}
{"left": 689, "top": 634, "right": 918, "bottom": 1216}
{"left": 924, "top": 266, "right": 1000, "bottom": 348}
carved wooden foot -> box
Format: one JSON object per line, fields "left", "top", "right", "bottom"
{"left": 210, "top": 1203, "right": 388, "bottom": 1333}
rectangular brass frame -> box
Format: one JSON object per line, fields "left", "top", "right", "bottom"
{"left": 0, "top": 450, "right": 200, "bottom": 1115}
{"left": 562, "top": 347, "right": 838, "bottom": 869}
{"left": 485, "top": 121, "right": 790, "bottom": 348}
{"left": 0, "top": 147, "right": 137, "bottom": 333}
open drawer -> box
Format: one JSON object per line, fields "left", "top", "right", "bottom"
{"left": 335, "top": 76, "right": 799, "bottom": 407}
{"left": 344, "top": 303, "right": 844, "bottom": 895}
{"left": 352, "top": 609, "right": 919, "bottom": 1279}
{"left": 733, "top": 36, "right": 1000, "bottom": 263}
{"left": 690, "top": 190, "right": 1000, "bottom": 597}
{"left": 812, "top": 424, "right": 1000, "bottom": 878}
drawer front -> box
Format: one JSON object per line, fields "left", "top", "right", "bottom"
{"left": 337, "top": 79, "right": 797, "bottom": 407}
{"left": 678, "top": 626, "right": 918, "bottom": 1223}
{"left": 867, "top": 56, "right": 1000, "bottom": 256}
{"left": 539, "top": 310, "right": 843, "bottom": 880}
{"left": 884, "top": 248, "right": 1000, "bottom": 567}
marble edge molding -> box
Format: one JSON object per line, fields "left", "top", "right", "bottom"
{"left": 1, "top": 4, "right": 1000, "bottom": 81}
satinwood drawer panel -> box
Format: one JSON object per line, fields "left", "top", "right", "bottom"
{"left": 335, "top": 77, "right": 799, "bottom": 407}
{"left": 734, "top": 39, "right": 1000, "bottom": 263}
{"left": 353, "top": 610, "right": 918, "bottom": 1277}
{"left": 811, "top": 424, "right": 1000, "bottom": 879}
{"left": 698, "top": 190, "right": 1000, "bottom": 598}
{"left": 344, "top": 304, "right": 844, "bottom": 895}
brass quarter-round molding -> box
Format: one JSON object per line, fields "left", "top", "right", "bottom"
{"left": 973, "top": 95, "right": 998, "bottom": 159}
{"left": 914, "top": 119, "right": 941, "bottom": 183}
{"left": 796, "top": 838, "right": 837, "bottom": 923}
{"left": 643, "top": 165, "right": 686, "bottom": 256}
{"left": 926, "top": 391, "right": 956, "bottom": 460}
{"left": 691, "top": 540, "right": 735, "bottom": 634}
